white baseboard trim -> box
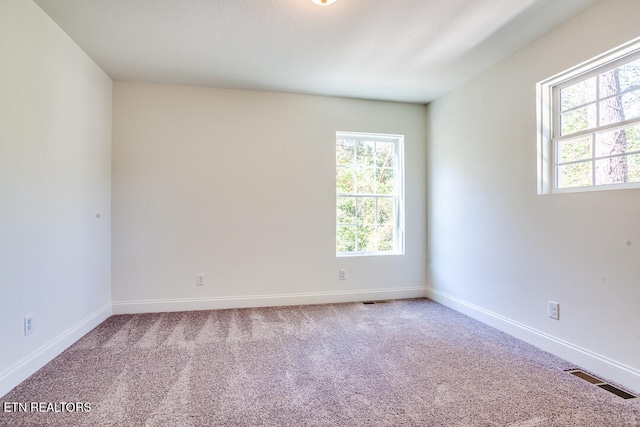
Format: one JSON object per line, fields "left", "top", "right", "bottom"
{"left": 426, "top": 287, "right": 640, "bottom": 395}
{"left": 0, "top": 303, "right": 113, "bottom": 399}
{"left": 112, "top": 286, "right": 427, "bottom": 315}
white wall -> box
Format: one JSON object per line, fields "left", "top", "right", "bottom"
{"left": 112, "top": 82, "right": 427, "bottom": 312}
{"left": 427, "top": 0, "right": 640, "bottom": 393}
{"left": 0, "top": 0, "right": 112, "bottom": 397}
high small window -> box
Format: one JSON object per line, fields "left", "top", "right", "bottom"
{"left": 336, "top": 132, "right": 404, "bottom": 256}
{"left": 538, "top": 38, "right": 640, "bottom": 193}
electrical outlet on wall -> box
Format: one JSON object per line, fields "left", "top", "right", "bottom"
{"left": 24, "top": 314, "right": 33, "bottom": 336}
{"left": 339, "top": 269, "right": 347, "bottom": 280}
{"left": 196, "top": 273, "right": 205, "bottom": 286}
{"left": 548, "top": 301, "right": 559, "bottom": 320}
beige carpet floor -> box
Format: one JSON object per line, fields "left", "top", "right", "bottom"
{"left": 1, "top": 298, "right": 639, "bottom": 426}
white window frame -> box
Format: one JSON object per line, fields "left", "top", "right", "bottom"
{"left": 537, "top": 37, "right": 640, "bottom": 194}
{"left": 336, "top": 131, "right": 405, "bottom": 257}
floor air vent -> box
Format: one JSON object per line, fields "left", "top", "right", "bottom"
{"left": 565, "top": 369, "right": 638, "bottom": 400}
{"left": 598, "top": 383, "right": 638, "bottom": 400}
{"left": 362, "top": 300, "right": 388, "bottom": 305}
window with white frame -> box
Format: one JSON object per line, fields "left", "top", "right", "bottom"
{"left": 336, "top": 132, "right": 404, "bottom": 256}
{"left": 538, "top": 38, "right": 640, "bottom": 193}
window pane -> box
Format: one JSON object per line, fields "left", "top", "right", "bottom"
{"left": 561, "top": 77, "right": 596, "bottom": 111}
{"left": 337, "top": 226, "right": 356, "bottom": 252}
{"left": 622, "top": 90, "right": 640, "bottom": 122}
{"left": 600, "top": 59, "right": 640, "bottom": 95}
{"left": 600, "top": 69, "right": 622, "bottom": 98}
{"left": 376, "top": 226, "right": 394, "bottom": 252}
{"left": 375, "top": 168, "right": 394, "bottom": 194}
{"left": 626, "top": 124, "right": 640, "bottom": 152}
{"left": 355, "top": 167, "right": 375, "bottom": 194}
{"left": 336, "top": 197, "right": 356, "bottom": 224}
{"left": 376, "top": 142, "right": 395, "bottom": 168}
{"left": 617, "top": 58, "right": 640, "bottom": 92}
{"left": 377, "top": 198, "right": 395, "bottom": 226}
{"left": 595, "top": 154, "right": 640, "bottom": 185}
{"left": 599, "top": 96, "right": 623, "bottom": 126}
{"left": 595, "top": 126, "right": 639, "bottom": 157}
{"left": 599, "top": 90, "right": 640, "bottom": 126}
{"left": 557, "top": 162, "right": 592, "bottom": 188}
{"left": 357, "top": 225, "right": 375, "bottom": 251}
{"left": 336, "top": 166, "right": 354, "bottom": 193}
{"left": 557, "top": 136, "right": 592, "bottom": 163}
{"left": 336, "top": 139, "right": 355, "bottom": 166}
{"left": 357, "top": 198, "right": 376, "bottom": 225}
{"left": 561, "top": 104, "right": 596, "bottom": 136}
{"left": 356, "top": 140, "right": 375, "bottom": 167}
{"left": 628, "top": 153, "right": 640, "bottom": 182}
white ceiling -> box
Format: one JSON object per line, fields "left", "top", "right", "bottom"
{"left": 34, "top": 0, "right": 598, "bottom": 103}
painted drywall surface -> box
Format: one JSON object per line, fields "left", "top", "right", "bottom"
{"left": 428, "top": 0, "right": 640, "bottom": 376}
{"left": 112, "top": 83, "right": 427, "bottom": 305}
{"left": 0, "top": 0, "right": 112, "bottom": 389}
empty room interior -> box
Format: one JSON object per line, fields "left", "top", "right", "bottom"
{"left": 1, "top": 0, "right": 640, "bottom": 425}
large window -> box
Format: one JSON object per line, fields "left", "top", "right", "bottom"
{"left": 336, "top": 132, "right": 404, "bottom": 256}
{"left": 537, "top": 38, "right": 640, "bottom": 193}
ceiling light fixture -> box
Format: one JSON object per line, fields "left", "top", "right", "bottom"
{"left": 310, "top": 0, "right": 337, "bottom": 5}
